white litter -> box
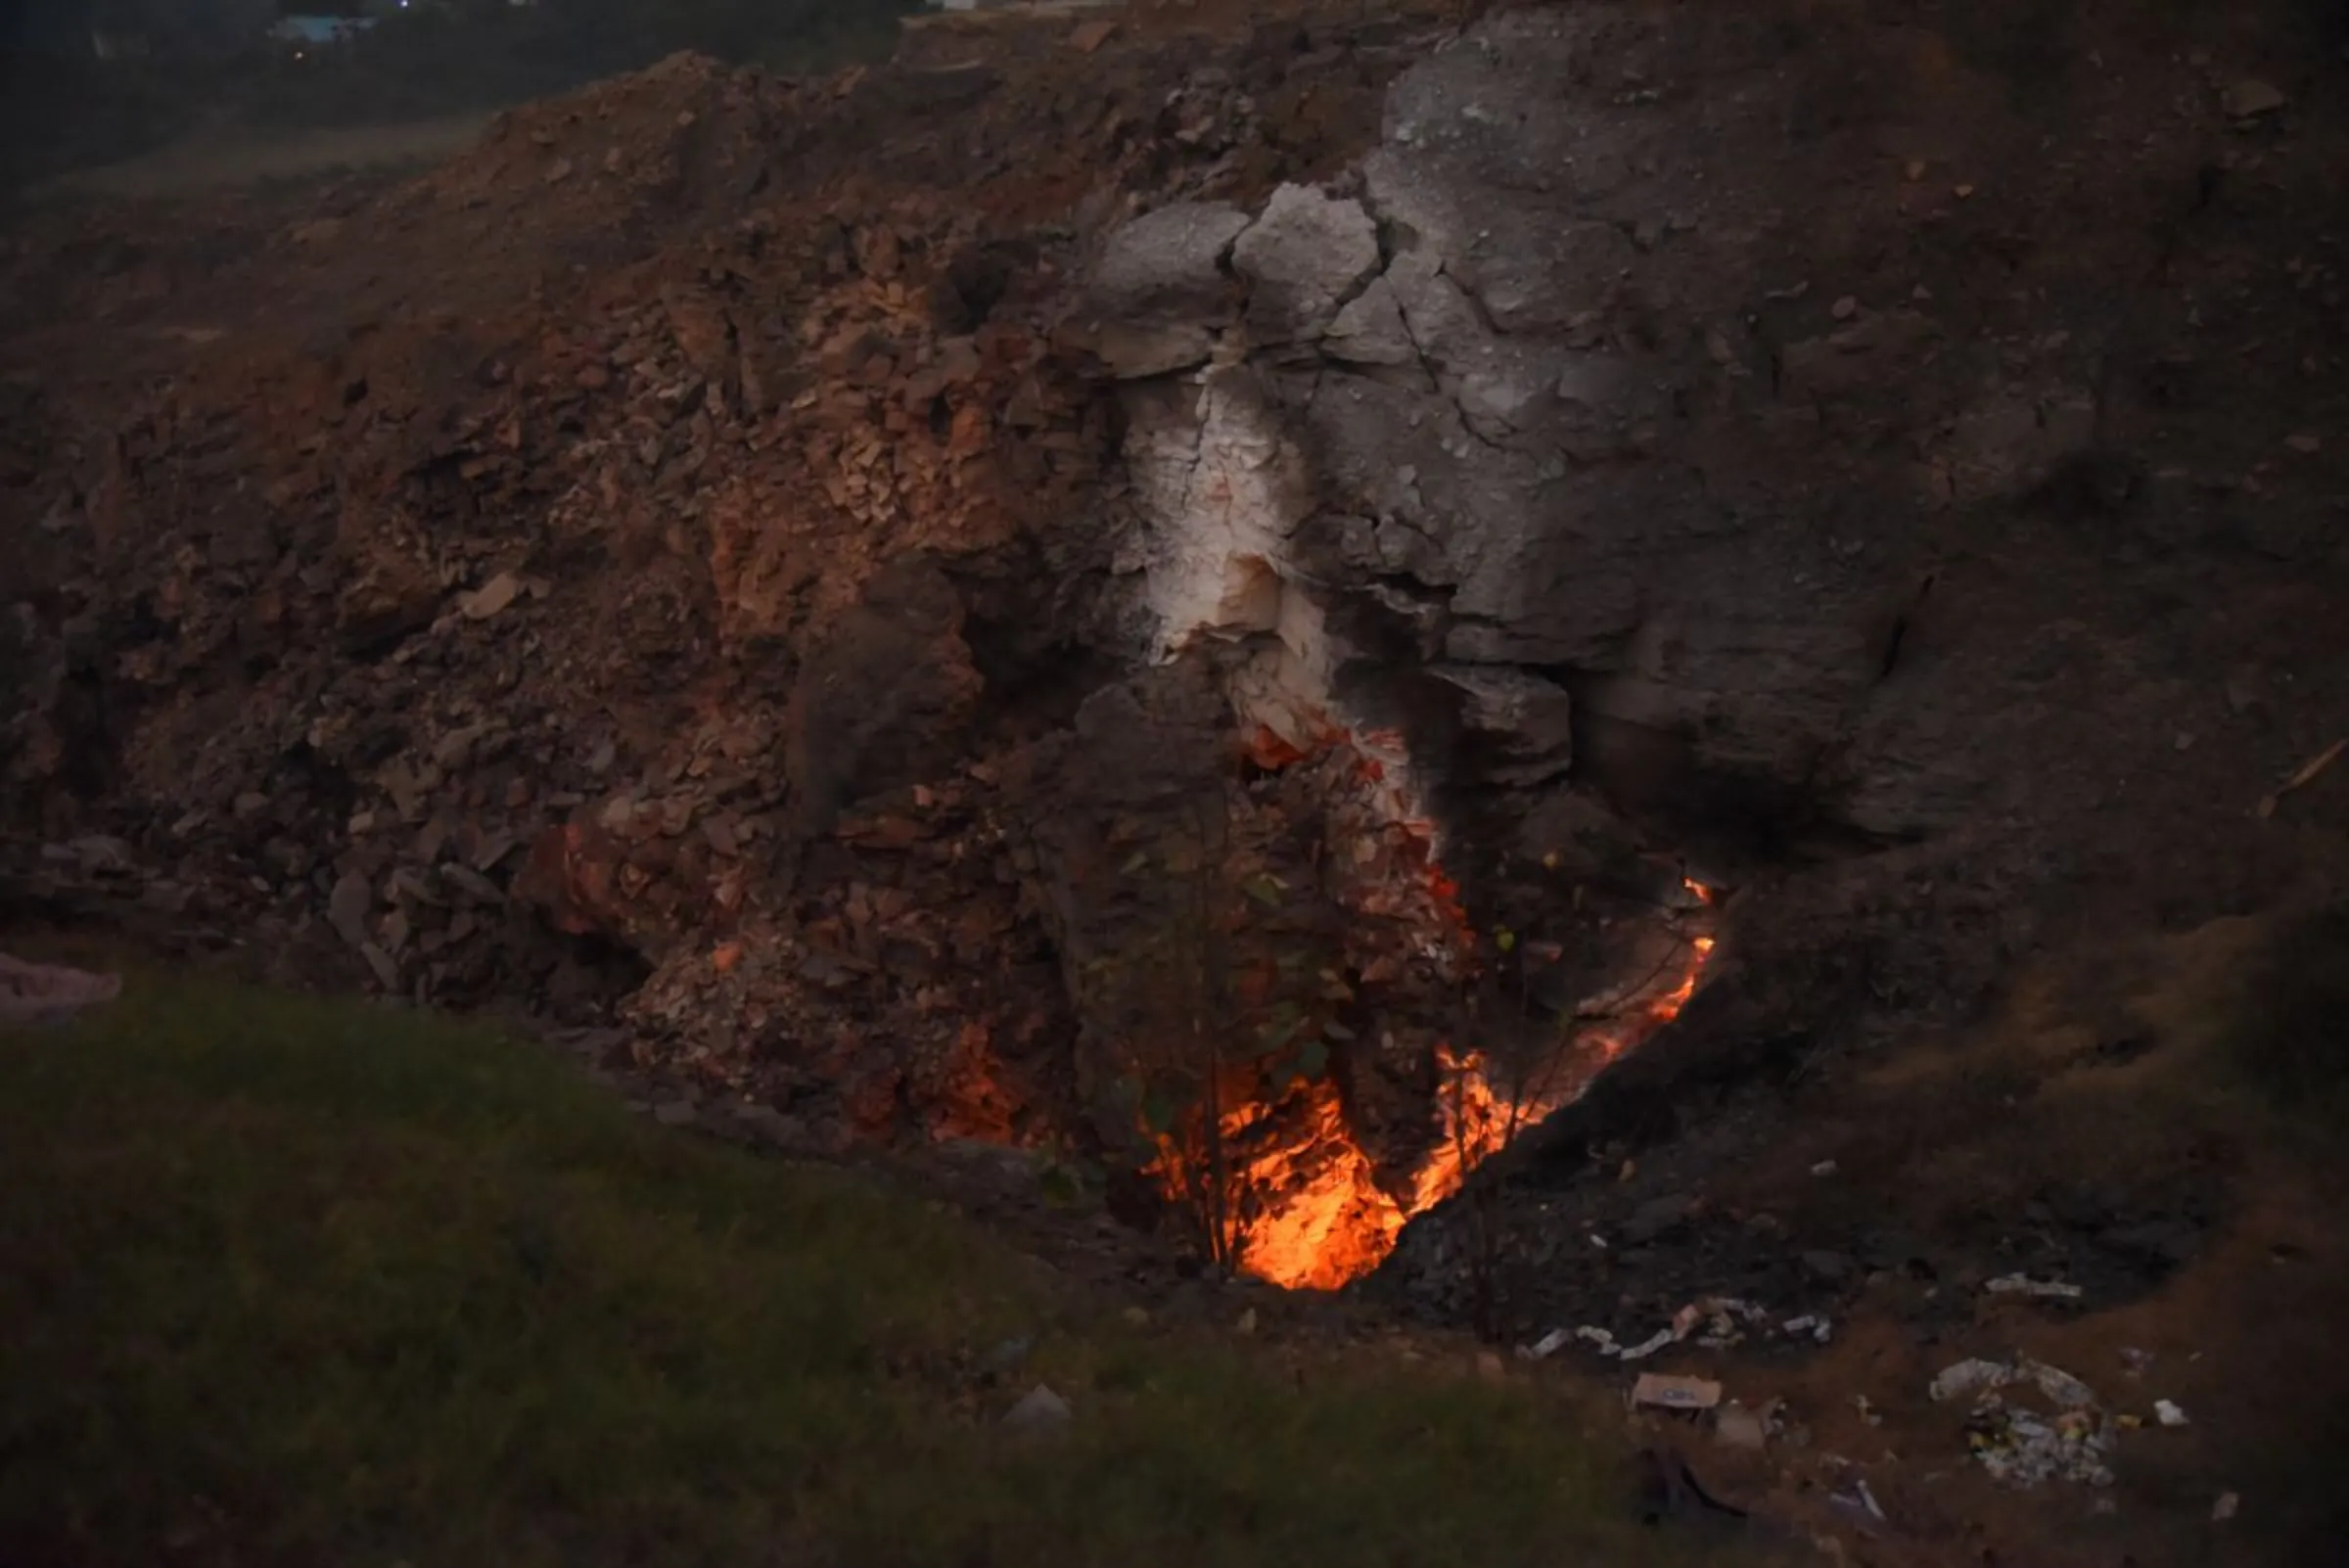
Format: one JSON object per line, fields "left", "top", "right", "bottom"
{"left": 1520, "top": 1326, "right": 1572, "bottom": 1360}
{"left": 1575, "top": 1297, "right": 1829, "bottom": 1361}
{"left": 1617, "top": 1326, "right": 1679, "bottom": 1361}
{"left": 1931, "top": 1357, "right": 2115, "bottom": 1488}
{"left": 1632, "top": 1372, "right": 1724, "bottom": 1411}
{"left": 1985, "top": 1273, "right": 2085, "bottom": 1301}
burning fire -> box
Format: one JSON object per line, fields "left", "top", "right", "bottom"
{"left": 1147, "top": 722, "right": 1720, "bottom": 1291}
{"left": 1217, "top": 929, "right": 1717, "bottom": 1291}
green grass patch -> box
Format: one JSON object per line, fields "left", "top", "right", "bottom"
{"left": 0, "top": 979, "right": 1741, "bottom": 1568}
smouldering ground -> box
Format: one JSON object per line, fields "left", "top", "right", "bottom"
{"left": 0, "top": 974, "right": 1785, "bottom": 1568}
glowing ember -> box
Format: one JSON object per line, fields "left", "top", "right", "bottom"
{"left": 1141, "top": 721, "right": 1721, "bottom": 1292}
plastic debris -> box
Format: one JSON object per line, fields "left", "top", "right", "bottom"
{"left": 2119, "top": 1347, "right": 2154, "bottom": 1377}
{"left": 1618, "top": 1326, "right": 1679, "bottom": 1361}
{"left": 1520, "top": 1326, "right": 1572, "bottom": 1360}
{"left": 1783, "top": 1314, "right": 1834, "bottom": 1344}
{"left": 2154, "top": 1400, "right": 2189, "bottom": 1428}
{"left": 1714, "top": 1402, "right": 1769, "bottom": 1450}
{"left": 2212, "top": 1491, "right": 2240, "bottom": 1522}
{"left": 1811, "top": 1160, "right": 1840, "bottom": 1177}
{"left": 1826, "top": 1479, "right": 1888, "bottom": 1532}
{"left": 1574, "top": 1297, "right": 1830, "bottom": 1361}
{"left": 1930, "top": 1357, "right": 2115, "bottom": 1487}
{"left": 1633, "top": 1373, "right": 1724, "bottom": 1412}
{"left": 0, "top": 953, "right": 123, "bottom": 1028}
{"left": 1985, "top": 1272, "right": 2085, "bottom": 1301}
{"left": 1930, "top": 1359, "right": 2010, "bottom": 1403}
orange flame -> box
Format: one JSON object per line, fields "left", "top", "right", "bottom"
{"left": 1222, "top": 926, "right": 1714, "bottom": 1291}
{"left": 1161, "top": 909, "right": 1711, "bottom": 1286}
{"left": 1142, "top": 716, "right": 1721, "bottom": 1290}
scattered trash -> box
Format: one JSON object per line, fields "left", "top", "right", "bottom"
{"left": 2212, "top": 1491, "right": 2240, "bottom": 1522}
{"left": 1235, "top": 1307, "right": 1258, "bottom": 1336}
{"left": 1782, "top": 1314, "right": 1834, "bottom": 1344}
{"left": 1855, "top": 1395, "right": 1884, "bottom": 1427}
{"left": 1000, "top": 1383, "right": 1073, "bottom": 1435}
{"left": 1826, "top": 1479, "right": 1888, "bottom": 1533}
{"left": 1633, "top": 1373, "right": 1725, "bottom": 1412}
{"left": 1714, "top": 1402, "right": 1770, "bottom": 1451}
{"left": 2119, "top": 1347, "right": 2154, "bottom": 1377}
{"left": 1930, "top": 1358, "right": 2115, "bottom": 1488}
{"left": 0, "top": 953, "right": 123, "bottom": 1028}
{"left": 1985, "top": 1273, "right": 2085, "bottom": 1301}
{"left": 1520, "top": 1326, "right": 1573, "bottom": 1360}
{"left": 1565, "top": 1298, "right": 1831, "bottom": 1364}
{"left": 2257, "top": 736, "right": 2345, "bottom": 818}
{"left": 2154, "top": 1400, "right": 2189, "bottom": 1428}
{"left": 1811, "top": 1160, "right": 1840, "bottom": 1177}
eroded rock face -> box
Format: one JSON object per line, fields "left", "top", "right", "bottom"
{"left": 1079, "top": 203, "right": 1251, "bottom": 379}
{"left": 1097, "top": 7, "right": 2101, "bottom": 863}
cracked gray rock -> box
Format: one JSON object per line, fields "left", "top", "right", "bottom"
{"left": 1231, "top": 182, "right": 1382, "bottom": 344}
{"left": 1071, "top": 0, "right": 2305, "bottom": 1069}
{"left": 1082, "top": 202, "right": 1251, "bottom": 379}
